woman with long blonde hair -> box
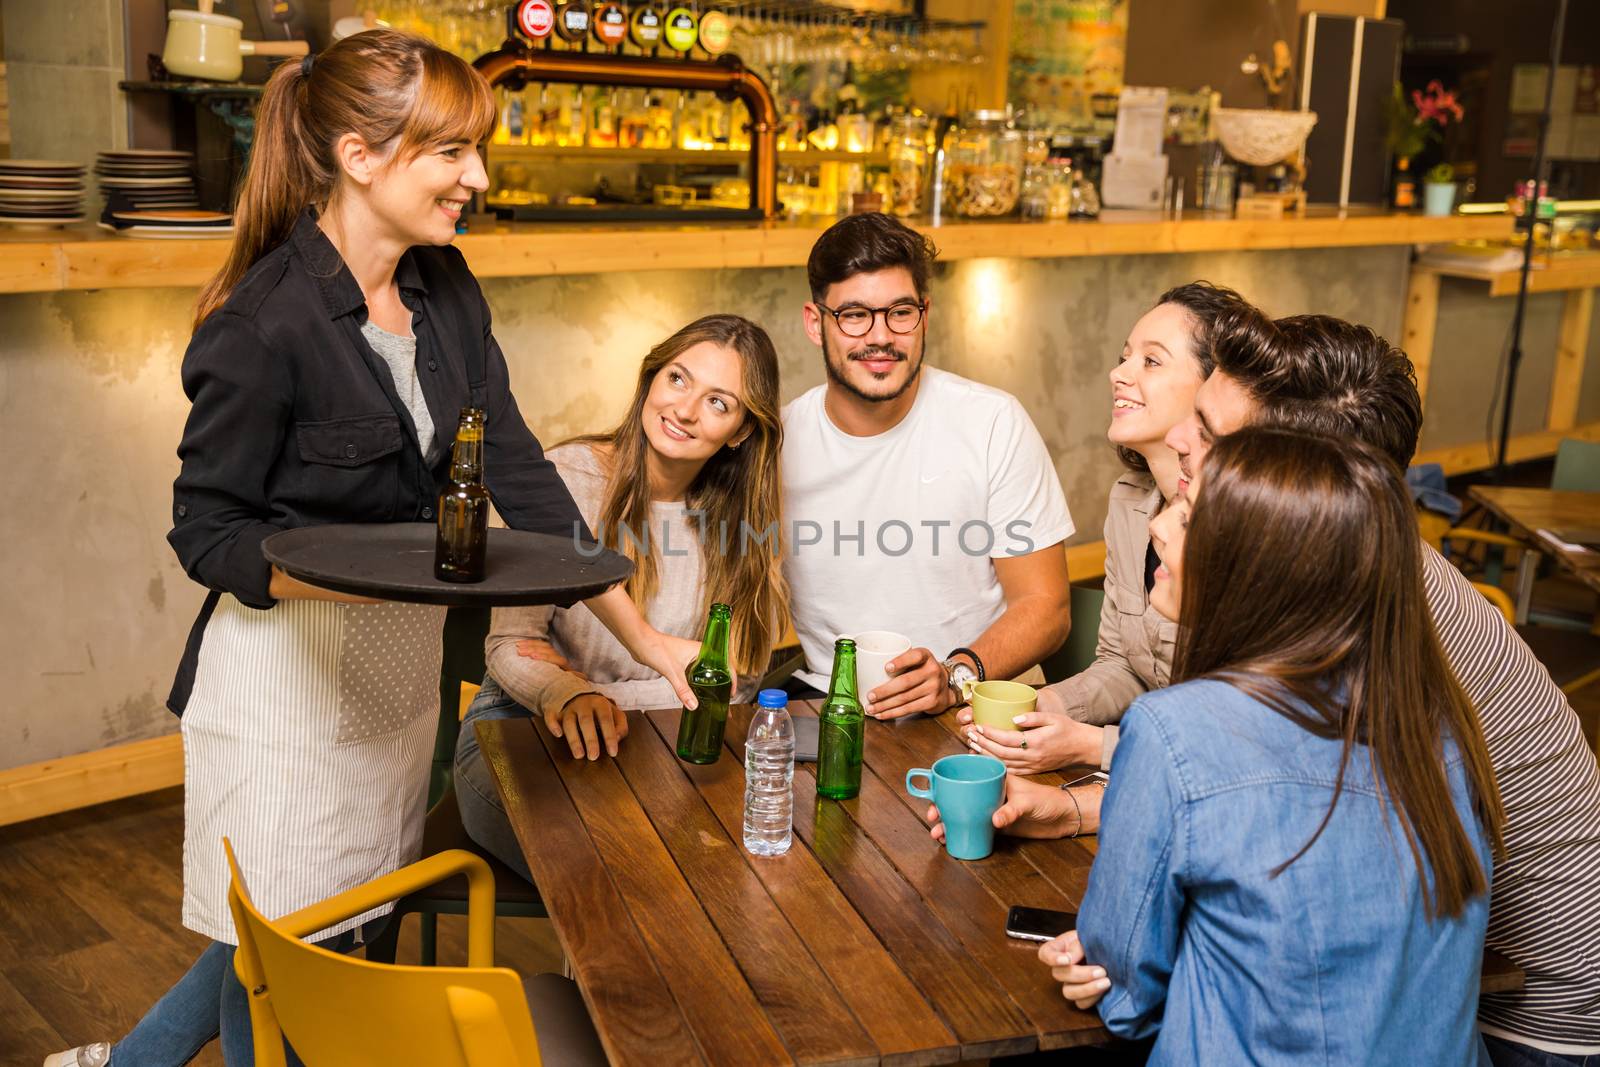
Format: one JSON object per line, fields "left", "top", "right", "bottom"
{"left": 453, "top": 314, "right": 789, "bottom": 881}
{"left": 49, "top": 28, "right": 688, "bottom": 1067}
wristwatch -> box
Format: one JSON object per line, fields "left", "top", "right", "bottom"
{"left": 942, "top": 647, "right": 985, "bottom": 704}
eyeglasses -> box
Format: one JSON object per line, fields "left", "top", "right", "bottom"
{"left": 814, "top": 300, "right": 927, "bottom": 338}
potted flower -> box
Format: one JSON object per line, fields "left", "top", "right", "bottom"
{"left": 1386, "top": 80, "right": 1465, "bottom": 210}
{"left": 1423, "top": 163, "right": 1457, "bottom": 216}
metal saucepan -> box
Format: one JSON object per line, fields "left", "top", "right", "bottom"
{"left": 163, "top": 1, "right": 309, "bottom": 83}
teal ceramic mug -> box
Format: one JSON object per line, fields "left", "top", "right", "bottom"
{"left": 906, "top": 753, "right": 1006, "bottom": 860}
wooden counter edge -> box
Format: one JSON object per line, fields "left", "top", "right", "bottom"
{"left": 1, "top": 213, "right": 1513, "bottom": 294}
{"left": 0, "top": 732, "right": 183, "bottom": 827}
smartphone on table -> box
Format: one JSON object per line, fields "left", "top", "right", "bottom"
{"left": 1005, "top": 905, "right": 1078, "bottom": 943}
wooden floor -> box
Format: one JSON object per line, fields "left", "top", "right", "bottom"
{"left": 0, "top": 787, "right": 563, "bottom": 1067}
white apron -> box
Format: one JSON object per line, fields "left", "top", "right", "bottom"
{"left": 180, "top": 594, "right": 447, "bottom": 943}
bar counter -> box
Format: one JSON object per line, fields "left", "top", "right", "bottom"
{"left": 0, "top": 208, "right": 1511, "bottom": 294}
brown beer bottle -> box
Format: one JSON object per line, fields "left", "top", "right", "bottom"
{"left": 434, "top": 407, "right": 489, "bottom": 583}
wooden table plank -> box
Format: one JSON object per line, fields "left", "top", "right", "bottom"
{"left": 830, "top": 721, "right": 1108, "bottom": 1051}
{"left": 613, "top": 712, "right": 879, "bottom": 1067}
{"left": 524, "top": 717, "right": 795, "bottom": 1066}
{"left": 643, "top": 711, "right": 961, "bottom": 1067}
{"left": 475, "top": 719, "right": 706, "bottom": 1066}
{"left": 1469, "top": 486, "right": 1600, "bottom": 595}
{"left": 723, "top": 704, "right": 1040, "bottom": 1061}
{"left": 894, "top": 711, "right": 1102, "bottom": 900}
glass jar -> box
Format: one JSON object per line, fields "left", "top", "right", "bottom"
{"left": 942, "top": 110, "right": 1022, "bottom": 218}
{"left": 887, "top": 114, "right": 931, "bottom": 217}
{"left": 1022, "top": 157, "right": 1073, "bottom": 220}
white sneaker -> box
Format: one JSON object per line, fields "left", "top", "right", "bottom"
{"left": 43, "top": 1044, "right": 111, "bottom": 1067}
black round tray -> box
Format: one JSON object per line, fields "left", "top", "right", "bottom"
{"left": 262, "top": 523, "right": 632, "bottom": 607}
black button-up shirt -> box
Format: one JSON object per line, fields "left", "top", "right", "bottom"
{"left": 167, "top": 211, "right": 589, "bottom": 712}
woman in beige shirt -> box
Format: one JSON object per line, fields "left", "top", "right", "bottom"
{"left": 454, "top": 314, "right": 788, "bottom": 879}
{"left": 962, "top": 282, "right": 1254, "bottom": 775}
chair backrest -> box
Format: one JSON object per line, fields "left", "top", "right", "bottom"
{"left": 1039, "top": 585, "right": 1106, "bottom": 685}
{"left": 1551, "top": 438, "right": 1600, "bottom": 493}
{"left": 225, "top": 844, "right": 541, "bottom": 1067}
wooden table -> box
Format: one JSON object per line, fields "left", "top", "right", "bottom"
{"left": 478, "top": 703, "right": 1527, "bottom": 1065}
{"left": 1468, "top": 485, "right": 1600, "bottom": 619}
{"left": 477, "top": 702, "right": 1106, "bottom": 1065}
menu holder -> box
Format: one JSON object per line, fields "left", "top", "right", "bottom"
{"left": 263, "top": 523, "right": 632, "bottom": 607}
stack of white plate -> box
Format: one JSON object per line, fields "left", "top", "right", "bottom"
{"left": 95, "top": 149, "right": 200, "bottom": 213}
{"left": 0, "top": 160, "right": 87, "bottom": 228}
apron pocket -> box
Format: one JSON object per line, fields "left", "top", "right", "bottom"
{"left": 334, "top": 603, "right": 447, "bottom": 745}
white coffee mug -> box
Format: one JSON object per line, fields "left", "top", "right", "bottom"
{"left": 849, "top": 629, "right": 912, "bottom": 703}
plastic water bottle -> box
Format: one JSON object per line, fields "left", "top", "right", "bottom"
{"left": 743, "top": 688, "right": 795, "bottom": 856}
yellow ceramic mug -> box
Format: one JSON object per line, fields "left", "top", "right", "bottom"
{"left": 959, "top": 679, "right": 1037, "bottom": 730}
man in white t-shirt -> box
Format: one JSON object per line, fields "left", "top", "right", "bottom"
{"left": 782, "top": 213, "right": 1074, "bottom": 718}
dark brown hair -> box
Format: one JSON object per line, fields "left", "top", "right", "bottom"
{"left": 1175, "top": 427, "right": 1503, "bottom": 920}
{"left": 1210, "top": 311, "right": 1424, "bottom": 470}
{"left": 807, "top": 212, "right": 939, "bottom": 303}
{"left": 196, "top": 29, "right": 496, "bottom": 326}
{"left": 1119, "top": 281, "right": 1254, "bottom": 473}
{"left": 567, "top": 315, "right": 788, "bottom": 676}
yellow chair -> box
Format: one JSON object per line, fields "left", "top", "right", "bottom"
{"left": 224, "top": 840, "right": 606, "bottom": 1067}
{"left": 1417, "top": 509, "right": 1518, "bottom": 626}
{"left": 364, "top": 680, "right": 548, "bottom": 968}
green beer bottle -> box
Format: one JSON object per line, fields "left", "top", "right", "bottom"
{"left": 816, "top": 637, "right": 865, "bottom": 799}
{"left": 676, "top": 603, "right": 733, "bottom": 764}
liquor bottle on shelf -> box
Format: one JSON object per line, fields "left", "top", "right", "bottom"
{"left": 590, "top": 89, "right": 619, "bottom": 148}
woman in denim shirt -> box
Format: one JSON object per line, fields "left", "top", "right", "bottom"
{"left": 1054, "top": 427, "right": 1505, "bottom": 1066}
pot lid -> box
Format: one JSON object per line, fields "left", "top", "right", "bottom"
{"left": 168, "top": 10, "right": 245, "bottom": 29}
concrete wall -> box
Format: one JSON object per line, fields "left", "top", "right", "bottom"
{"left": 0, "top": 0, "right": 128, "bottom": 163}
{"left": 0, "top": 243, "right": 1424, "bottom": 771}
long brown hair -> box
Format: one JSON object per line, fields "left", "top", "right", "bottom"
{"left": 1174, "top": 427, "right": 1504, "bottom": 919}
{"left": 195, "top": 29, "right": 496, "bottom": 326}
{"left": 569, "top": 315, "right": 789, "bottom": 676}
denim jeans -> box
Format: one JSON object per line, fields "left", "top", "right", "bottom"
{"left": 1485, "top": 1034, "right": 1600, "bottom": 1067}
{"left": 112, "top": 920, "right": 383, "bottom": 1066}
{"left": 453, "top": 675, "right": 535, "bottom": 884}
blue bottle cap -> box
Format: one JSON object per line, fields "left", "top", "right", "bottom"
{"left": 757, "top": 688, "right": 789, "bottom": 709}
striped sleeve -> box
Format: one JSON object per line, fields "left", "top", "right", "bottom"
{"left": 1422, "top": 546, "right": 1600, "bottom": 1049}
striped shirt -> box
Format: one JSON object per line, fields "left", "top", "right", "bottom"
{"left": 1422, "top": 546, "right": 1600, "bottom": 1051}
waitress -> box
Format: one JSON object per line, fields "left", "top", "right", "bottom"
{"left": 46, "top": 28, "right": 697, "bottom": 1067}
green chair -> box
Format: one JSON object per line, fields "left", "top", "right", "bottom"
{"left": 1551, "top": 438, "right": 1600, "bottom": 493}
{"left": 1039, "top": 585, "right": 1105, "bottom": 685}
{"left": 365, "top": 607, "right": 548, "bottom": 967}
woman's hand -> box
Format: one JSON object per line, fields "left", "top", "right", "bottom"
{"left": 1040, "top": 930, "right": 1110, "bottom": 1010}
{"left": 583, "top": 586, "right": 699, "bottom": 707}
{"left": 544, "top": 692, "right": 629, "bottom": 760}
{"left": 924, "top": 773, "right": 1084, "bottom": 842}
{"left": 961, "top": 710, "right": 1105, "bottom": 773}
{"left": 268, "top": 564, "right": 381, "bottom": 604}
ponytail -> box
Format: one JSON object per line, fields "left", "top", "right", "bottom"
{"left": 195, "top": 59, "right": 323, "bottom": 326}
{"left": 193, "top": 28, "right": 497, "bottom": 327}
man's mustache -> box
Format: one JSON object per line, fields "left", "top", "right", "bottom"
{"left": 848, "top": 345, "right": 906, "bottom": 362}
